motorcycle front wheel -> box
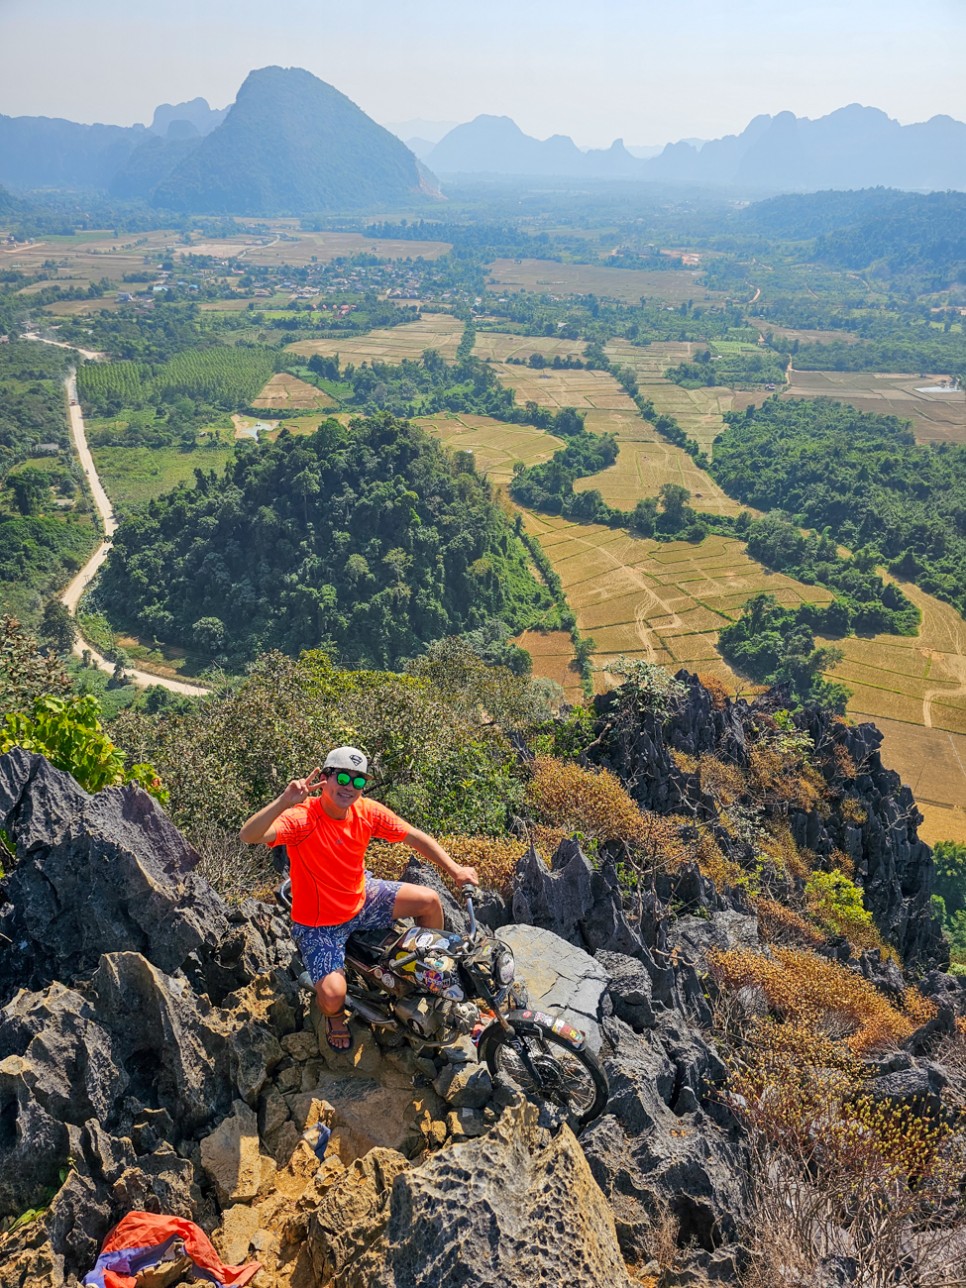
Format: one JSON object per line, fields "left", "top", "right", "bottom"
{"left": 483, "top": 1018, "right": 609, "bottom": 1129}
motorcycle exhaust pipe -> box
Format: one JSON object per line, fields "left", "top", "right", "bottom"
{"left": 345, "top": 994, "right": 398, "bottom": 1028}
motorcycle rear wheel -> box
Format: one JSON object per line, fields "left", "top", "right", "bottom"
{"left": 483, "top": 1018, "right": 608, "bottom": 1129}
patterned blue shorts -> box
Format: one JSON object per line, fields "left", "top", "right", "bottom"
{"left": 291, "top": 874, "right": 403, "bottom": 983}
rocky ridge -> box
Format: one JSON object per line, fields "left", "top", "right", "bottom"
{"left": 0, "top": 672, "right": 963, "bottom": 1287}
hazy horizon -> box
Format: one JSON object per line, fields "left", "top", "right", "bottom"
{"left": 1, "top": 0, "right": 964, "bottom": 150}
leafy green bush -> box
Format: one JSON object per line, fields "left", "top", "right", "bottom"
{"left": 1, "top": 693, "right": 166, "bottom": 801}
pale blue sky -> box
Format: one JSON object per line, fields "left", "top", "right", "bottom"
{"left": 2, "top": 0, "right": 963, "bottom": 146}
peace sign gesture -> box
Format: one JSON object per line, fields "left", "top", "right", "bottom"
{"left": 280, "top": 767, "right": 325, "bottom": 807}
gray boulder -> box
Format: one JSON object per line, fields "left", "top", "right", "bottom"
{"left": 497, "top": 922, "right": 608, "bottom": 1053}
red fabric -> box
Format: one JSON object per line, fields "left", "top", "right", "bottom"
{"left": 269, "top": 795, "right": 409, "bottom": 924}
{"left": 100, "top": 1211, "right": 260, "bottom": 1288}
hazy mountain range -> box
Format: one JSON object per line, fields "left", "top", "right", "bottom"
{"left": 424, "top": 106, "right": 966, "bottom": 190}
{"left": 0, "top": 68, "right": 963, "bottom": 209}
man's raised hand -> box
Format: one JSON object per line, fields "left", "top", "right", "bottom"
{"left": 281, "top": 767, "right": 325, "bottom": 806}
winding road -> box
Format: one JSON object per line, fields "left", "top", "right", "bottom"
{"left": 26, "top": 333, "right": 209, "bottom": 696}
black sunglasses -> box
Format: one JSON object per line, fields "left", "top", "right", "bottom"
{"left": 329, "top": 770, "right": 368, "bottom": 789}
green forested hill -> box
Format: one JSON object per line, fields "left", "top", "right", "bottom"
{"left": 97, "top": 413, "right": 553, "bottom": 668}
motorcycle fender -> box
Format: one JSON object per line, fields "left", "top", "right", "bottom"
{"left": 477, "top": 1009, "right": 586, "bottom": 1063}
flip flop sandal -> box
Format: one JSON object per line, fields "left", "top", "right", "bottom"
{"left": 324, "top": 1012, "right": 353, "bottom": 1052}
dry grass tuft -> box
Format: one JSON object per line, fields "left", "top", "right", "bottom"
{"left": 696, "top": 672, "right": 730, "bottom": 710}
{"left": 697, "top": 753, "right": 746, "bottom": 808}
{"left": 525, "top": 756, "right": 647, "bottom": 843}
{"left": 709, "top": 945, "right": 914, "bottom": 1055}
{"left": 754, "top": 897, "right": 825, "bottom": 949}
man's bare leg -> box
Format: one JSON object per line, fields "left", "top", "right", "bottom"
{"left": 393, "top": 882, "right": 444, "bottom": 929}
{"left": 316, "top": 969, "right": 351, "bottom": 1050}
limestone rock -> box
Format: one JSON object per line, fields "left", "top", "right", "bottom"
{"left": 378, "top": 1100, "right": 634, "bottom": 1287}
{"left": 308, "top": 1148, "right": 411, "bottom": 1287}
{"left": 216, "top": 1203, "right": 262, "bottom": 1266}
{"left": 432, "top": 1063, "right": 492, "bottom": 1108}
{"left": 200, "top": 1099, "right": 263, "bottom": 1206}
{"left": 0, "top": 750, "right": 228, "bottom": 1002}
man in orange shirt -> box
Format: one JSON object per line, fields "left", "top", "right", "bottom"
{"left": 240, "top": 746, "right": 478, "bottom": 1051}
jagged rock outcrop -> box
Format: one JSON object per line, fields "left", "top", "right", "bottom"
{"left": 592, "top": 673, "right": 947, "bottom": 968}
{"left": 0, "top": 749, "right": 229, "bottom": 1001}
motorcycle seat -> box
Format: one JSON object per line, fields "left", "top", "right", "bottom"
{"left": 346, "top": 922, "right": 407, "bottom": 963}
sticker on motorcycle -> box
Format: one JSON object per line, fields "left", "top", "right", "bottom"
{"left": 520, "top": 1009, "right": 585, "bottom": 1046}
{"left": 418, "top": 967, "right": 444, "bottom": 992}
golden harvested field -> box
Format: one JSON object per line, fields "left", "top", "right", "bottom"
{"left": 783, "top": 370, "right": 966, "bottom": 445}
{"left": 252, "top": 373, "right": 336, "bottom": 410}
{"left": 510, "top": 629, "right": 582, "bottom": 702}
{"left": 5, "top": 230, "right": 182, "bottom": 292}
{"left": 493, "top": 364, "right": 639, "bottom": 411}
{"left": 43, "top": 298, "right": 121, "bottom": 315}
{"left": 184, "top": 231, "right": 450, "bottom": 265}
{"left": 517, "top": 501, "right": 966, "bottom": 837}
{"left": 487, "top": 259, "right": 721, "bottom": 305}
{"left": 286, "top": 313, "right": 463, "bottom": 366}
{"left": 518, "top": 519, "right": 831, "bottom": 691}
{"left": 473, "top": 332, "right": 588, "bottom": 363}
{"left": 573, "top": 421, "right": 744, "bottom": 517}
{"left": 817, "top": 581, "right": 966, "bottom": 837}
{"left": 606, "top": 338, "right": 769, "bottom": 456}
{"left": 415, "top": 414, "right": 564, "bottom": 486}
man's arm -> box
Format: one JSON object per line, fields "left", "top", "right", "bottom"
{"left": 239, "top": 768, "right": 323, "bottom": 845}
{"left": 404, "top": 828, "right": 479, "bottom": 887}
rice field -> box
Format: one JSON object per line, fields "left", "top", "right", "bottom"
{"left": 606, "top": 338, "right": 770, "bottom": 456}
{"left": 573, "top": 421, "right": 745, "bottom": 517}
{"left": 518, "top": 519, "right": 832, "bottom": 691}
{"left": 184, "top": 231, "right": 451, "bottom": 266}
{"left": 514, "top": 503, "right": 966, "bottom": 838}
{"left": 816, "top": 580, "right": 966, "bottom": 838}
{"left": 252, "top": 372, "right": 336, "bottom": 410}
{"left": 473, "top": 333, "right": 588, "bottom": 363}
{"left": 783, "top": 370, "right": 966, "bottom": 445}
{"left": 286, "top": 313, "right": 464, "bottom": 365}
{"left": 493, "top": 364, "right": 638, "bottom": 411}
{"left": 487, "top": 259, "right": 722, "bottom": 305}
{"left": 415, "top": 414, "right": 564, "bottom": 486}
{"left": 510, "top": 629, "right": 583, "bottom": 702}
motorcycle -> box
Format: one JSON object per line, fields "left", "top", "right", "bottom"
{"left": 279, "top": 879, "right": 609, "bottom": 1130}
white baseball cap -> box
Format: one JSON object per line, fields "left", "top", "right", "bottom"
{"left": 322, "top": 746, "right": 369, "bottom": 775}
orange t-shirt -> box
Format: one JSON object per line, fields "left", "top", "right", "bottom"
{"left": 268, "top": 795, "right": 409, "bottom": 926}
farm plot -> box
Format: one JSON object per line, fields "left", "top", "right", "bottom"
{"left": 817, "top": 580, "right": 966, "bottom": 837}
{"left": 518, "top": 519, "right": 831, "bottom": 691}
{"left": 473, "top": 332, "right": 587, "bottom": 364}
{"left": 606, "top": 338, "right": 770, "bottom": 457}
{"left": 91, "top": 445, "right": 234, "bottom": 512}
{"left": 510, "top": 629, "right": 582, "bottom": 702}
{"left": 415, "top": 414, "right": 564, "bottom": 486}
{"left": 185, "top": 231, "right": 451, "bottom": 266}
{"left": 252, "top": 373, "right": 335, "bottom": 410}
{"left": 286, "top": 313, "right": 464, "bottom": 366}
{"left": 574, "top": 429, "right": 745, "bottom": 517}
{"left": 487, "top": 260, "right": 721, "bottom": 305}
{"left": 783, "top": 370, "right": 966, "bottom": 445}
{"left": 493, "top": 364, "right": 638, "bottom": 411}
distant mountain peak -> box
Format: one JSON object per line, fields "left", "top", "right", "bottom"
{"left": 150, "top": 65, "right": 436, "bottom": 215}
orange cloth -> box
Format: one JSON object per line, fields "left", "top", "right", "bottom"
{"left": 269, "top": 795, "right": 408, "bottom": 925}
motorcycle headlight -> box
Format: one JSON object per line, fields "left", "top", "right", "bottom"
{"left": 495, "top": 945, "right": 515, "bottom": 986}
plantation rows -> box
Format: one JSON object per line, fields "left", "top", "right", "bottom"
{"left": 77, "top": 346, "right": 277, "bottom": 414}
